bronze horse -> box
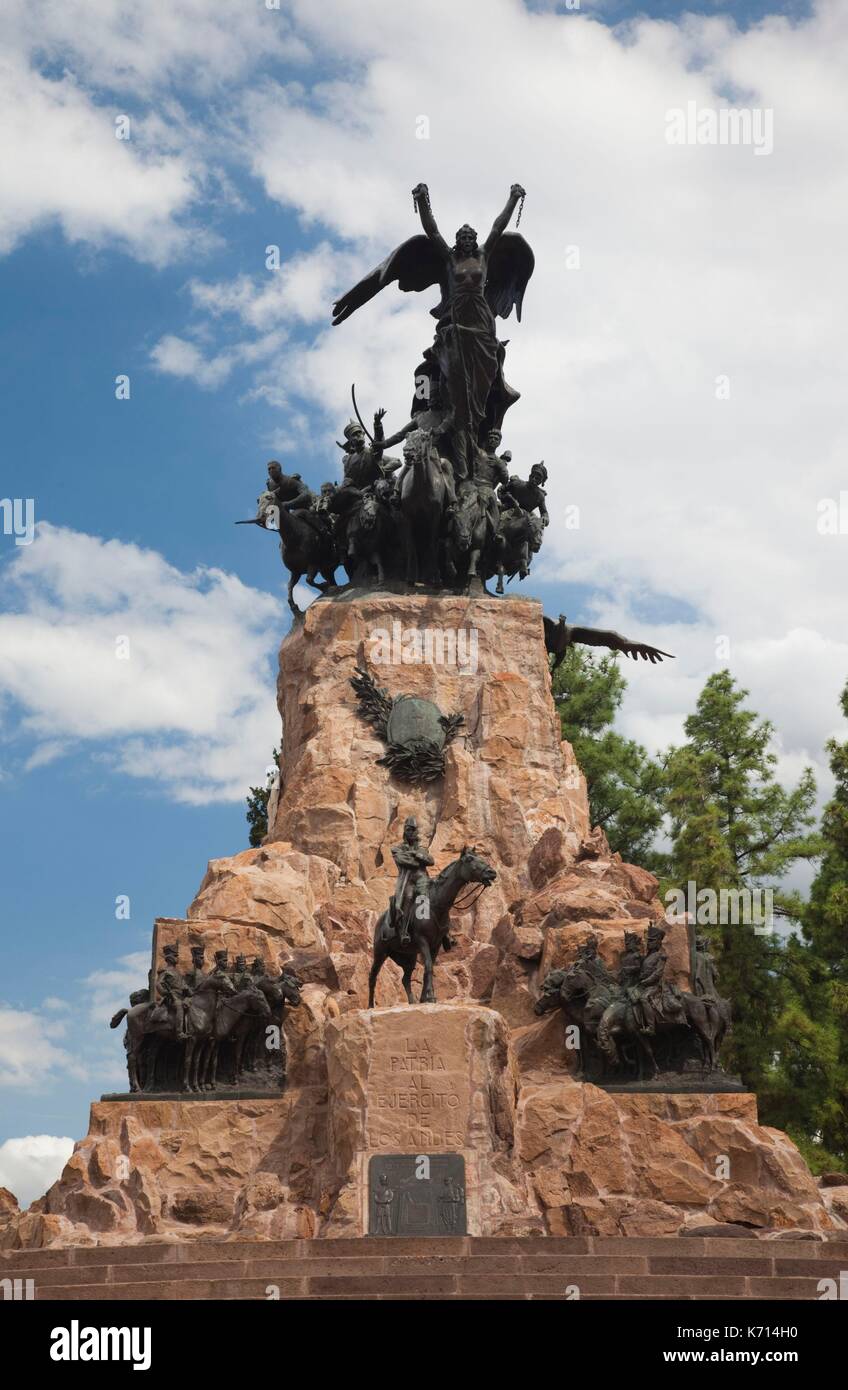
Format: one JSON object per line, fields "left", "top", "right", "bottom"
{"left": 368, "top": 846, "right": 496, "bottom": 1006}
{"left": 535, "top": 960, "right": 729, "bottom": 1081}
{"left": 399, "top": 431, "right": 450, "bottom": 587}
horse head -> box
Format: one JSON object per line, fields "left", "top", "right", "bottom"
{"left": 534, "top": 967, "right": 566, "bottom": 1015}
{"left": 279, "top": 968, "right": 303, "bottom": 1007}
{"left": 458, "top": 844, "right": 497, "bottom": 887}
{"left": 527, "top": 514, "right": 545, "bottom": 553}
{"left": 358, "top": 489, "right": 380, "bottom": 531}
{"left": 452, "top": 487, "right": 480, "bottom": 549}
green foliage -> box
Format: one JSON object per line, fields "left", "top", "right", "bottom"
{"left": 770, "top": 680, "right": 848, "bottom": 1167}
{"left": 659, "top": 671, "right": 820, "bottom": 1098}
{"left": 552, "top": 646, "right": 664, "bottom": 862}
{"left": 246, "top": 747, "right": 279, "bottom": 848}
{"left": 554, "top": 652, "right": 848, "bottom": 1163}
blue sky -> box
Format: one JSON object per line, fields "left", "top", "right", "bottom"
{"left": 1, "top": 0, "right": 845, "bottom": 1204}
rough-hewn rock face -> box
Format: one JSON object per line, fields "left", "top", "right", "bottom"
{"left": 180, "top": 595, "right": 688, "bottom": 1015}
{"left": 516, "top": 1082, "right": 832, "bottom": 1237}
{"left": 2, "top": 1098, "right": 324, "bottom": 1250}
{"left": 270, "top": 595, "right": 589, "bottom": 918}
{"left": 4, "top": 592, "right": 838, "bottom": 1247}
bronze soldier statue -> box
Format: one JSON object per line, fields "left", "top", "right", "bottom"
{"left": 389, "top": 816, "right": 434, "bottom": 945}
{"left": 150, "top": 943, "right": 189, "bottom": 1038}
{"left": 499, "top": 461, "right": 549, "bottom": 525}
{"left": 339, "top": 409, "right": 405, "bottom": 489}
{"left": 210, "top": 949, "right": 234, "bottom": 987}
{"left": 618, "top": 930, "right": 651, "bottom": 1033}
{"left": 472, "top": 428, "right": 510, "bottom": 548}
{"left": 634, "top": 925, "right": 686, "bottom": 1035}
{"left": 575, "top": 934, "right": 613, "bottom": 990}
{"left": 184, "top": 944, "right": 206, "bottom": 992}
{"left": 231, "top": 954, "right": 256, "bottom": 992}
{"left": 692, "top": 935, "right": 721, "bottom": 1000}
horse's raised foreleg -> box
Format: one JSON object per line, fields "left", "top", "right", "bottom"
{"left": 495, "top": 551, "right": 506, "bottom": 595}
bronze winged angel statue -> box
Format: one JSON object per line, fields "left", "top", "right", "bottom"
{"left": 543, "top": 614, "right": 675, "bottom": 671}
{"left": 332, "top": 182, "right": 534, "bottom": 478}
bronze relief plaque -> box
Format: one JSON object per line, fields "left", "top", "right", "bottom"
{"left": 368, "top": 1153, "right": 467, "bottom": 1236}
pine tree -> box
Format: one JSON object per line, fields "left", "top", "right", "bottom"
{"left": 660, "top": 671, "right": 819, "bottom": 1093}
{"left": 552, "top": 646, "right": 664, "bottom": 862}
{"left": 245, "top": 747, "right": 279, "bottom": 848}
{"left": 769, "top": 680, "right": 848, "bottom": 1168}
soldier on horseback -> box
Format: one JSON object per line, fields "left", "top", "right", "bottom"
{"left": 389, "top": 816, "right": 434, "bottom": 945}
{"left": 499, "top": 460, "right": 549, "bottom": 526}
{"left": 150, "top": 943, "right": 189, "bottom": 1038}
{"left": 619, "top": 930, "right": 653, "bottom": 1034}
{"left": 471, "top": 428, "right": 510, "bottom": 547}
{"left": 635, "top": 925, "right": 687, "bottom": 1035}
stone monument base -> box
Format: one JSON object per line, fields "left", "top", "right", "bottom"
{"left": 1, "top": 593, "right": 843, "bottom": 1252}
{"left": 8, "top": 1004, "right": 840, "bottom": 1251}
{"left": 321, "top": 1004, "right": 541, "bottom": 1238}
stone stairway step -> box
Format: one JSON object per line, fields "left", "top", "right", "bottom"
{"left": 2, "top": 1235, "right": 841, "bottom": 1301}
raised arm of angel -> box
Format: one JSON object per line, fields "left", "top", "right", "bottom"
{"left": 411, "top": 183, "right": 450, "bottom": 255}
{"left": 484, "top": 184, "right": 526, "bottom": 255}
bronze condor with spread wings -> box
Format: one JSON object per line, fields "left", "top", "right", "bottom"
{"left": 543, "top": 614, "right": 675, "bottom": 671}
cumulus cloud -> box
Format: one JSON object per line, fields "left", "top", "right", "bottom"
{"left": 6, "top": 0, "right": 308, "bottom": 96}
{"left": 81, "top": 950, "right": 152, "bottom": 1027}
{"left": 150, "top": 0, "right": 848, "bottom": 788}
{"left": 0, "top": 1005, "right": 84, "bottom": 1089}
{"left": 0, "top": 1134, "right": 75, "bottom": 1209}
{"left": 0, "top": 54, "right": 200, "bottom": 263}
{"left": 3, "top": 0, "right": 846, "bottom": 806}
{"left": 0, "top": 524, "right": 283, "bottom": 803}
{"left": 0, "top": 0, "right": 307, "bottom": 262}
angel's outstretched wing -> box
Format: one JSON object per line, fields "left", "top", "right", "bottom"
{"left": 332, "top": 236, "right": 447, "bottom": 326}
{"left": 567, "top": 626, "right": 675, "bottom": 664}
{"left": 485, "top": 233, "right": 535, "bottom": 321}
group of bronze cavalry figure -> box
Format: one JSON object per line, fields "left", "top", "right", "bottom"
{"left": 238, "top": 181, "right": 550, "bottom": 617}
{"left": 112, "top": 818, "right": 732, "bottom": 1095}
{"left": 110, "top": 947, "right": 302, "bottom": 1096}
{"left": 239, "top": 179, "right": 676, "bottom": 665}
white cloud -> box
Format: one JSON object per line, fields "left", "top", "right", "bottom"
{"left": 0, "top": 1134, "right": 75, "bottom": 1209}
{"left": 0, "top": 524, "right": 283, "bottom": 803}
{"left": 0, "top": 1005, "right": 84, "bottom": 1089}
{"left": 81, "top": 951, "right": 150, "bottom": 1026}
{"left": 0, "top": 54, "right": 201, "bottom": 263}
{"left": 3, "top": 0, "right": 847, "bottom": 811}
{"left": 149, "top": 334, "right": 238, "bottom": 389}
{"left": 148, "top": 0, "right": 848, "bottom": 786}
{"left": 6, "top": 0, "right": 309, "bottom": 96}
{"left": 0, "top": 0, "right": 309, "bottom": 263}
